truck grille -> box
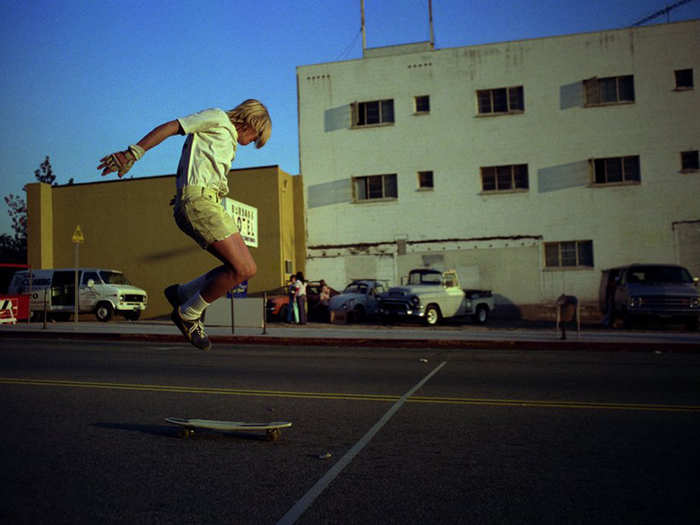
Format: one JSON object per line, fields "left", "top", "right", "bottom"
{"left": 641, "top": 296, "right": 692, "bottom": 309}
{"left": 123, "top": 294, "right": 145, "bottom": 303}
{"left": 380, "top": 301, "right": 409, "bottom": 314}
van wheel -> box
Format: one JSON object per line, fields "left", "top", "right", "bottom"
{"left": 472, "top": 305, "right": 489, "bottom": 325}
{"left": 95, "top": 302, "right": 113, "bottom": 322}
{"left": 424, "top": 305, "right": 441, "bottom": 326}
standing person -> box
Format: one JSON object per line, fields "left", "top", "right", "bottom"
{"left": 319, "top": 279, "right": 331, "bottom": 322}
{"left": 98, "top": 100, "right": 271, "bottom": 351}
{"left": 295, "top": 271, "right": 307, "bottom": 325}
{"left": 286, "top": 274, "right": 298, "bottom": 324}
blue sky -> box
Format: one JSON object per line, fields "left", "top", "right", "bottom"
{"left": 1, "top": 0, "right": 699, "bottom": 237}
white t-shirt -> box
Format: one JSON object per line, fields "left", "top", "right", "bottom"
{"left": 176, "top": 108, "right": 238, "bottom": 196}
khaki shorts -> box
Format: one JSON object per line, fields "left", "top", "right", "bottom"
{"left": 174, "top": 186, "right": 238, "bottom": 248}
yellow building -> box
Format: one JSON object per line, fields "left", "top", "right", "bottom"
{"left": 25, "top": 165, "right": 305, "bottom": 318}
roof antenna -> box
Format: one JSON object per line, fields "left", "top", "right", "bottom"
{"left": 429, "top": 0, "right": 435, "bottom": 48}
{"left": 361, "top": 0, "right": 367, "bottom": 54}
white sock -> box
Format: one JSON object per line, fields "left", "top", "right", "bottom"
{"left": 179, "top": 274, "right": 209, "bottom": 302}
{"left": 179, "top": 292, "right": 210, "bottom": 321}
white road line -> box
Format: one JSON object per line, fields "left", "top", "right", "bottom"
{"left": 276, "top": 361, "right": 447, "bottom": 525}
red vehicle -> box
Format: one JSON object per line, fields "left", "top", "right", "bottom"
{"left": 266, "top": 281, "right": 338, "bottom": 322}
{"left": 0, "top": 263, "right": 30, "bottom": 321}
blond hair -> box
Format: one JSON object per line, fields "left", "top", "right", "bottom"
{"left": 227, "top": 99, "right": 271, "bottom": 149}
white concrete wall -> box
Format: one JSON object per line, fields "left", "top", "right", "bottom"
{"left": 298, "top": 21, "right": 700, "bottom": 306}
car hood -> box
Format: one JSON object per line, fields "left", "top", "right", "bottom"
{"left": 627, "top": 283, "right": 698, "bottom": 296}
{"left": 101, "top": 284, "right": 147, "bottom": 294}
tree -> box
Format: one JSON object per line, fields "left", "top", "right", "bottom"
{"left": 34, "top": 156, "right": 56, "bottom": 185}
{"left": 1, "top": 156, "right": 62, "bottom": 262}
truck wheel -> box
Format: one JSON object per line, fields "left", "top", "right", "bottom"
{"left": 95, "top": 302, "right": 113, "bottom": 322}
{"left": 424, "top": 305, "right": 440, "bottom": 326}
{"left": 473, "top": 305, "right": 489, "bottom": 325}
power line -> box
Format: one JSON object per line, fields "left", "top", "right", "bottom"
{"left": 631, "top": 0, "right": 696, "bottom": 26}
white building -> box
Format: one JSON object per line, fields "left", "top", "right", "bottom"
{"left": 297, "top": 20, "right": 700, "bottom": 312}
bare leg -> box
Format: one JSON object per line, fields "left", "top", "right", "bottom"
{"left": 200, "top": 232, "right": 257, "bottom": 303}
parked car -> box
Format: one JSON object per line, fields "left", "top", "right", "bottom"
{"left": 599, "top": 263, "right": 699, "bottom": 330}
{"left": 328, "top": 279, "right": 387, "bottom": 322}
{"left": 378, "top": 268, "right": 494, "bottom": 326}
{"left": 265, "top": 281, "right": 338, "bottom": 322}
{"left": 8, "top": 268, "right": 148, "bottom": 322}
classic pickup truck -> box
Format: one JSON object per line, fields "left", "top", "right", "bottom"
{"left": 377, "top": 269, "right": 494, "bottom": 325}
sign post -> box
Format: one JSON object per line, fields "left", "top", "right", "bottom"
{"left": 72, "top": 225, "right": 85, "bottom": 324}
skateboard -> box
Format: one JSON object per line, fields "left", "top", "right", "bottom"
{"left": 165, "top": 417, "right": 292, "bottom": 441}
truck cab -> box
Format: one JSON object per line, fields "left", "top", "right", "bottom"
{"left": 378, "top": 269, "right": 494, "bottom": 325}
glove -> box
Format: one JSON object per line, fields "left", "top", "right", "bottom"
{"left": 98, "top": 144, "right": 145, "bottom": 177}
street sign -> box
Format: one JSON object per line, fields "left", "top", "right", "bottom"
{"left": 72, "top": 225, "right": 85, "bottom": 244}
{"left": 221, "top": 198, "right": 258, "bottom": 248}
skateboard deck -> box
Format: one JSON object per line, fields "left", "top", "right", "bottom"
{"left": 165, "top": 417, "right": 292, "bottom": 441}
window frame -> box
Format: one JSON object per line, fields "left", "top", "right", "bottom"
{"left": 476, "top": 86, "right": 524, "bottom": 116}
{"left": 681, "top": 150, "right": 699, "bottom": 172}
{"left": 544, "top": 240, "right": 594, "bottom": 269}
{"left": 351, "top": 173, "right": 398, "bottom": 202}
{"left": 583, "top": 75, "right": 635, "bottom": 106}
{"left": 480, "top": 164, "right": 529, "bottom": 193}
{"left": 590, "top": 156, "right": 641, "bottom": 186}
{"left": 414, "top": 95, "right": 430, "bottom": 114}
{"left": 674, "top": 68, "right": 694, "bottom": 90}
{"left": 351, "top": 99, "right": 395, "bottom": 128}
{"left": 417, "top": 170, "right": 434, "bottom": 190}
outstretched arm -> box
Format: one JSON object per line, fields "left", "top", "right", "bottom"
{"left": 98, "top": 120, "right": 183, "bottom": 177}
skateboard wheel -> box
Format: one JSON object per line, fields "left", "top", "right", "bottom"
{"left": 266, "top": 428, "right": 281, "bottom": 441}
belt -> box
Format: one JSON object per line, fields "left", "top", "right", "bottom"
{"left": 177, "top": 185, "right": 223, "bottom": 203}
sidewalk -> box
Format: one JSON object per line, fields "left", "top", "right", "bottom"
{"left": 1, "top": 318, "right": 699, "bottom": 352}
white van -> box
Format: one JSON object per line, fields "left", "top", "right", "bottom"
{"left": 8, "top": 268, "right": 148, "bottom": 322}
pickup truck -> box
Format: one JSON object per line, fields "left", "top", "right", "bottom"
{"left": 377, "top": 269, "right": 494, "bottom": 325}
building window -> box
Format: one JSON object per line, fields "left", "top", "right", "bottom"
{"left": 591, "top": 156, "right": 640, "bottom": 185}
{"left": 417, "top": 171, "right": 434, "bottom": 190}
{"left": 352, "top": 99, "right": 395, "bottom": 127}
{"left": 545, "top": 240, "right": 594, "bottom": 268}
{"left": 681, "top": 150, "right": 699, "bottom": 172}
{"left": 675, "top": 69, "right": 694, "bottom": 90}
{"left": 352, "top": 174, "right": 398, "bottom": 201}
{"left": 414, "top": 95, "right": 430, "bottom": 113}
{"left": 477, "top": 86, "right": 524, "bottom": 115}
{"left": 583, "top": 75, "right": 635, "bottom": 106}
{"left": 480, "top": 164, "right": 529, "bottom": 192}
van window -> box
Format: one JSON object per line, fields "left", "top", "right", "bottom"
{"left": 99, "top": 271, "right": 130, "bottom": 285}
{"left": 82, "top": 271, "right": 100, "bottom": 285}
{"left": 627, "top": 266, "right": 693, "bottom": 284}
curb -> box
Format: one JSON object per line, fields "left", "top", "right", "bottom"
{"left": 1, "top": 330, "right": 698, "bottom": 353}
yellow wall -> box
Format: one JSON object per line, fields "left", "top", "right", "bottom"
{"left": 26, "top": 182, "right": 54, "bottom": 269}
{"left": 25, "top": 165, "right": 305, "bottom": 318}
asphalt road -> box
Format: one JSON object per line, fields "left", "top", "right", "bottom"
{"left": 2, "top": 338, "right": 699, "bottom": 524}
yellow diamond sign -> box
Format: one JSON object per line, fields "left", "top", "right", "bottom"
{"left": 72, "top": 225, "right": 85, "bottom": 244}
